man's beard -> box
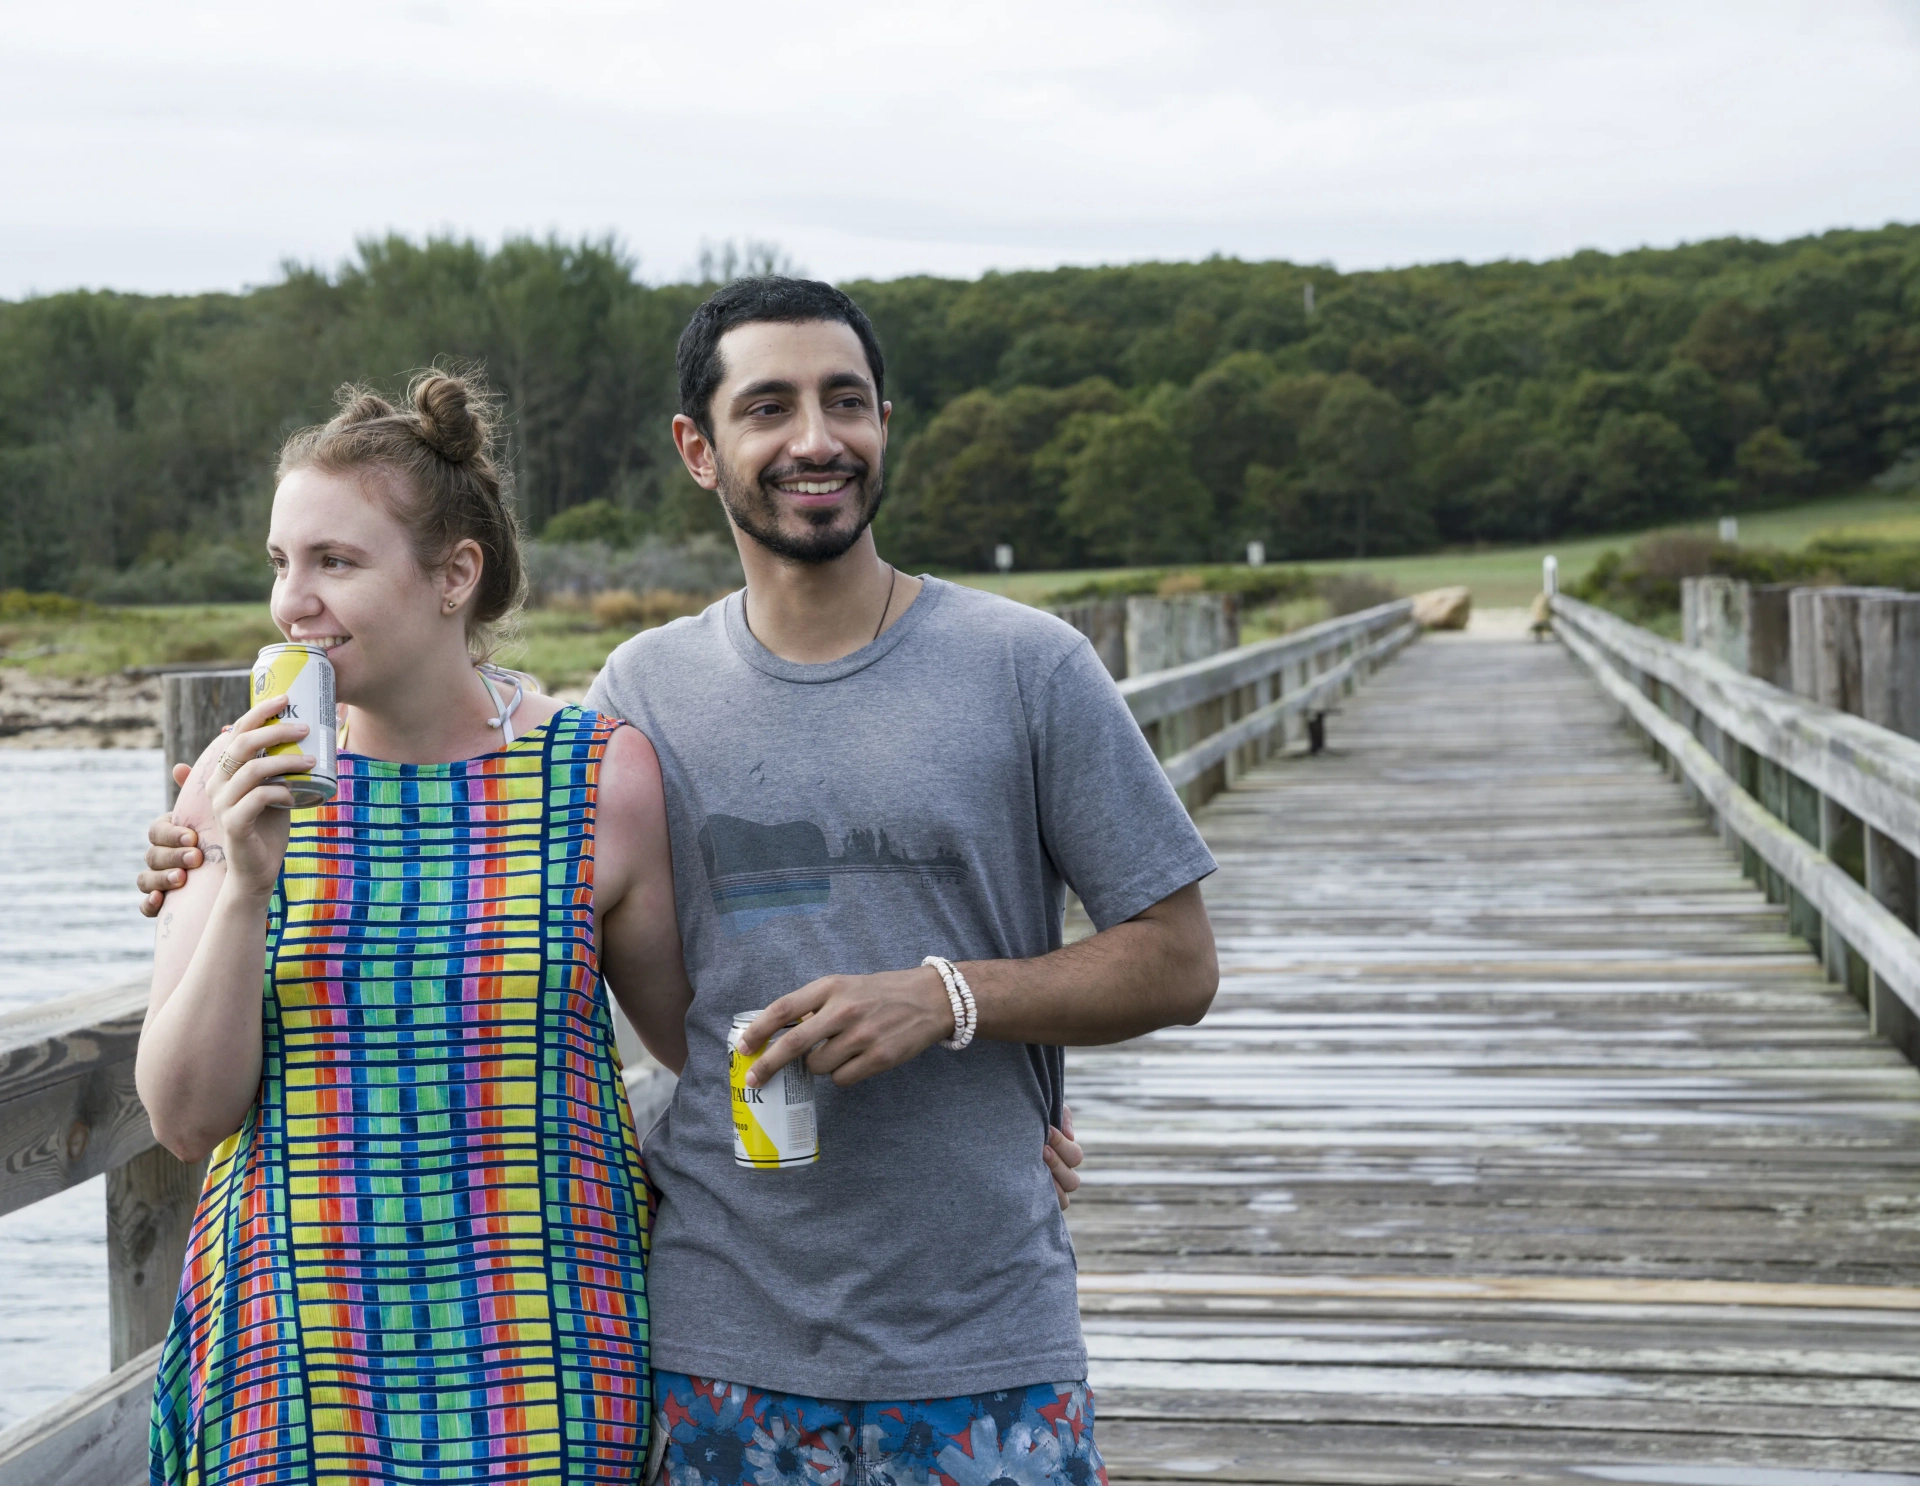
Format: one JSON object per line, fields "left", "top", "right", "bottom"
{"left": 714, "top": 449, "right": 886, "bottom": 565}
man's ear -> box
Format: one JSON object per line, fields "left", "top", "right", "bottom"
{"left": 672, "top": 414, "right": 721, "bottom": 492}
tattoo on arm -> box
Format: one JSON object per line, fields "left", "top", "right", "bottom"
{"left": 202, "top": 844, "right": 226, "bottom": 863}
{"left": 160, "top": 910, "right": 173, "bottom": 939}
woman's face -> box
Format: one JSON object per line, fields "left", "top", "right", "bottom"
{"left": 267, "top": 467, "right": 455, "bottom": 705}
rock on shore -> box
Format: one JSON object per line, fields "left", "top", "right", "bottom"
{"left": 0, "top": 670, "right": 162, "bottom": 748}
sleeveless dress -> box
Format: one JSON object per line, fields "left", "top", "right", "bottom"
{"left": 150, "top": 707, "right": 652, "bottom": 1485}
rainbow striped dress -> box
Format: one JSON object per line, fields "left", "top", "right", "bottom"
{"left": 151, "top": 707, "right": 651, "bottom": 1485}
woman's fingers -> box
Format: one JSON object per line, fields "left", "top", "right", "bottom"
{"left": 221, "top": 719, "right": 310, "bottom": 764}
{"left": 222, "top": 781, "right": 295, "bottom": 831}
{"left": 210, "top": 754, "right": 314, "bottom": 822}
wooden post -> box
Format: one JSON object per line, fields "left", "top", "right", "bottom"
{"left": 1865, "top": 825, "right": 1920, "bottom": 1063}
{"left": 1858, "top": 593, "right": 1920, "bottom": 741}
{"left": 1789, "top": 589, "right": 1900, "bottom": 994}
{"left": 109, "top": 672, "right": 244, "bottom": 1362}
{"left": 161, "top": 671, "right": 251, "bottom": 806}
{"left": 1681, "top": 576, "right": 1750, "bottom": 672}
{"left": 106, "top": 1147, "right": 206, "bottom": 1368}
{"left": 1747, "top": 584, "right": 1793, "bottom": 688}
{"left": 1857, "top": 593, "right": 1920, "bottom": 1054}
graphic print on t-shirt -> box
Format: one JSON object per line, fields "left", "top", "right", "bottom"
{"left": 698, "top": 813, "right": 968, "bottom": 935}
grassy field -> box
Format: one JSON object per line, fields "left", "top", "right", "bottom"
{"left": 957, "top": 491, "right": 1920, "bottom": 611}
{"left": 6, "top": 488, "right": 1915, "bottom": 684}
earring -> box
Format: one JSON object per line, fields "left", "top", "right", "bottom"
{"left": 446, "top": 598, "right": 457, "bottom": 611}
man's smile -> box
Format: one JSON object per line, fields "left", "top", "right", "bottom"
{"left": 774, "top": 475, "right": 855, "bottom": 504}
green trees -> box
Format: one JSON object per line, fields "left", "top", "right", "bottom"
{"left": 1055, "top": 409, "right": 1214, "bottom": 565}
{"left": 4, "top": 223, "right": 1920, "bottom": 593}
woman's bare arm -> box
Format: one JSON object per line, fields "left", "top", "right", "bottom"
{"left": 136, "top": 700, "right": 311, "bottom": 1161}
{"left": 593, "top": 725, "right": 693, "bottom": 1075}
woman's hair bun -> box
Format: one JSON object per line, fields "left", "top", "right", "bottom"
{"left": 408, "top": 371, "right": 487, "bottom": 464}
{"left": 336, "top": 389, "right": 397, "bottom": 426}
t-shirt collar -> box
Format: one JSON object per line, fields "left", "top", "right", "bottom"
{"left": 723, "top": 574, "right": 947, "bottom": 683}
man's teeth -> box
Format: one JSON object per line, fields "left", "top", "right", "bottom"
{"left": 782, "top": 480, "right": 847, "bottom": 494}
{"left": 307, "top": 637, "right": 349, "bottom": 649}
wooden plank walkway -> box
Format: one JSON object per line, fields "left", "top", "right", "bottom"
{"left": 1069, "top": 631, "right": 1920, "bottom": 1484}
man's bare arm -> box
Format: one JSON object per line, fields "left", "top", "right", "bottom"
{"left": 742, "top": 880, "right": 1217, "bottom": 1088}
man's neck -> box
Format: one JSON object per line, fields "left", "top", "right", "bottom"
{"left": 734, "top": 528, "right": 922, "bottom": 665}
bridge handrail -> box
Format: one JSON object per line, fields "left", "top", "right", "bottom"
{"left": 1119, "top": 598, "right": 1418, "bottom": 804}
{"left": 1119, "top": 598, "right": 1413, "bottom": 725}
{"left": 1551, "top": 592, "right": 1920, "bottom": 1028}
{"left": 0, "top": 604, "right": 1425, "bottom": 1483}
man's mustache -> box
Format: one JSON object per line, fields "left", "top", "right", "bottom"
{"left": 758, "top": 460, "right": 869, "bottom": 486}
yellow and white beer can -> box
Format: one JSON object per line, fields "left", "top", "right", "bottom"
{"left": 730, "top": 1012, "right": 819, "bottom": 1169}
{"left": 249, "top": 644, "right": 338, "bottom": 808}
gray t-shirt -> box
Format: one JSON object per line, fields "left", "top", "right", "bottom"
{"left": 584, "top": 576, "right": 1215, "bottom": 1399}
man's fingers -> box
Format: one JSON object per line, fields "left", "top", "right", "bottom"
{"left": 171, "top": 762, "right": 191, "bottom": 787}
{"left": 744, "top": 1007, "right": 836, "bottom": 1086}
{"left": 1043, "top": 1144, "right": 1081, "bottom": 1209}
{"left": 741, "top": 982, "right": 833, "bottom": 1062}
{"left": 1060, "top": 1102, "right": 1075, "bottom": 1140}
{"left": 1047, "top": 1123, "right": 1084, "bottom": 1170}
{"left": 139, "top": 889, "right": 164, "bottom": 919}
{"left": 149, "top": 813, "right": 195, "bottom": 850}
{"left": 824, "top": 1046, "right": 896, "bottom": 1088}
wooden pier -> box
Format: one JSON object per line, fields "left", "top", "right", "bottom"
{"left": 6, "top": 601, "right": 1920, "bottom": 1483}
{"left": 1072, "top": 631, "right": 1920, "bottom": 1481}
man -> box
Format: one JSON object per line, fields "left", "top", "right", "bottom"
{"left": 143, "top": 277, "right": 1219, "bottom": 1486}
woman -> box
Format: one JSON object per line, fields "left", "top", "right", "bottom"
{"left": 138, "top": 372, "right": 690, "bottom": 1484}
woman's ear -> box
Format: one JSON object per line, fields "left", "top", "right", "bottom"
{"left": 442, "top": 538, "right": 485, "bottom": 613}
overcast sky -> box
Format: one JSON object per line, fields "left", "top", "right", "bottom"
{"left": 4, "top": 0, "right": 1918, "bottom": 300}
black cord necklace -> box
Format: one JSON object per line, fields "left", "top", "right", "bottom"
{"left": 871, "top": 565, "right": 898, "bottom": 645}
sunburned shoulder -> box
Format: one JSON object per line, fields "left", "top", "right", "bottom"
{"left": 593, "top": 724, "right": 667, "bottom": 853}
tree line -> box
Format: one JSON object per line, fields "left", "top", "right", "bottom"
{"left": 2, "top": 225, "right": 1917, "bottom": 595}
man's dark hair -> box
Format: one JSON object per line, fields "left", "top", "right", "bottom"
{"left": 676, "top": 277, "right": 887, "bottom": 439}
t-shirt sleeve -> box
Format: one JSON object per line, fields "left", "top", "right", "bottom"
{"left": 581, "top": 669, "right": 617, "bottom": 718}
{"left": 1031, "top": 638, "right": 1217, "bottom": 930}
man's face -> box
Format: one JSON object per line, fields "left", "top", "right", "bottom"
{"left": 688, "top": 320, "right": 890, "bottom": 564}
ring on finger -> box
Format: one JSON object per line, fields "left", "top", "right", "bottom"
{"left": 217, "top": 750, "right": 242, "bottom": 779}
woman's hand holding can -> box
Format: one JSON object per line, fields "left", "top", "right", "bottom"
{"left": 205, "top": 696, "right": 312, "bottom": 899}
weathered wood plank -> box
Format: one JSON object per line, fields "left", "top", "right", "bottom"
{"left": 0, "top": 1342, "right": 158, "bottom": 1486}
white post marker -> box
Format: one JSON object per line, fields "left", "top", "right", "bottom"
{"left": 994, "top": 544, "right": 1014, "bottom": 573}
{"left": 1719, "top": 516, "right": 1739, "bottom": 543}
{"left": 1247, "top": 540, "right": 1266, "bottom": 568}
{"left": 1543, "top": 554, "right": 1559, "bottom": 596}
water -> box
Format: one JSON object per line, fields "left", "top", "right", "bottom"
{"left": 0, "top": 748, "right": 164, "bottom": 1430}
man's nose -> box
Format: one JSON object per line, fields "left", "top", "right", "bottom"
{"left": 787, "top": 399, "right": 845, "bottom": 464}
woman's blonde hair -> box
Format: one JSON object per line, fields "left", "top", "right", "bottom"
{"left": 277, "top": 370, "right": 525, "bottom": 660}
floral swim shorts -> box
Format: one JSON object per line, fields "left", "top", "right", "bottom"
{"left": 649, "top": 1372, "right": 1110, "bottom": 1486}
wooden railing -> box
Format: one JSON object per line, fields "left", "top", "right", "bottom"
{"left": 1552, "top": 593, "right": 1920, "bottom": 1066}
{"left": 1120, "top": 598, "right": 1418, "bottom": 808}
{"left": 0, "top": 605, "right": 1420, "bottom": 1483}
